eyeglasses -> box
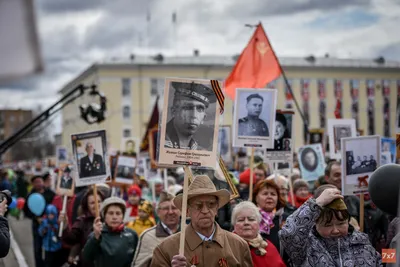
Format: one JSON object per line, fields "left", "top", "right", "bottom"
{"left": 158, "top": 206, "right": 179, "bottom": 212}
{"left": 189, "top": 201, "right": 218, "bottom": 211}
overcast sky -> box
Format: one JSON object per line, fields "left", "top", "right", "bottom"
{"left": 0, "top": 0, "right": 399, "bottom": 134}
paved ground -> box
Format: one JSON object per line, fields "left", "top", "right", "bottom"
{"left": 5, "top": 216, "right": 34, "bottom": 267}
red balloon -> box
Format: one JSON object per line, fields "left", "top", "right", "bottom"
{"left": 16, "top": 197, "right": 25, "bottom": 210}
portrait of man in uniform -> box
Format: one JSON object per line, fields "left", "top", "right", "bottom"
{"left": 164, "top": 81, "right": 216, "bottom": 151}
{"left": 79, "top": 141, "right": 106, "bottom": 178}
{"left": 238, "top": 93, "right": 269, "bottom": 137}
{"left": 60, "top": 166, "right": 73, "bottom": 190}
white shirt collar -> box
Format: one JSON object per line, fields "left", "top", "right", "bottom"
{"left": 88, "top": 155, "right": 93, "bottom": 162}
{"left": 195, "top": 224, "right": 216, "bottom": 241}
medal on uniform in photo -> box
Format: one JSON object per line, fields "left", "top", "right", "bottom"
{"left": 190, "top": 255, "right": 199, "bottom": 266}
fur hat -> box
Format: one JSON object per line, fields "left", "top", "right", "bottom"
{"left": 100, "top": 197, "right": 126, "bottom": 218}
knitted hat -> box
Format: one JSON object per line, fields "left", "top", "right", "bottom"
{"left": 127, "top": 184, "right": 142, "bottom": 197}
{"left": 293, "top": 179, "right": 309, "bottom": 193}
{"left": 139, "top": 200, "right": 153, "bottom": 215}
{"left": 100, "top": 197, "right": 126, "bottom": 218}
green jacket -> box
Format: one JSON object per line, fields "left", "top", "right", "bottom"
{"left": 83, "top": 225, "right": 138, "bottom": 267}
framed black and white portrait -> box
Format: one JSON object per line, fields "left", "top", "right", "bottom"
{"left": 114, "top": 155, "right": 137, "bottom": 184}
{"left": 158, "top": 78, "right": 221, "bottom": 168}
{"left": 71, "top": 130, "right": 110, "bottom": 186}
{"left": 308, "top": 128, "right": 324, "bottom": 145}
{"left": 56, "top": 166, "right": 75, "bottom": 197}
{"left": 298, "top": 144, "right": 325, "bottom": 181}
{"left": 266, "top": 110, "right": 293, "bottom": 163}
{"left": 120, "top": 137, "right": 139, "bottom": 157}
{"left": 341, "top": 135, "right": 381, "bottom": 196}
{"left": 56, "top": 146, "right": 68, "bottom": 167}
{"left": 233, "top": 88, "right": 277, "bottom": 149}
{"left": 328, "top": 119, "right": 356, "bottom": 160}
{"left": 218, "top": 125, "right": 232, "bottom": 164}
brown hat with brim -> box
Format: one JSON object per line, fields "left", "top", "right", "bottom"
{"left": 173, "top": 175, "right": 230, "bottom": 211}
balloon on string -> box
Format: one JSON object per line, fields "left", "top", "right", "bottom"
{"left": 368, "top": 164, "right": 400, "bottom": 216}
{"left": 16, "top": 197, "right": 25, "bottom": 210}
{"left": 9, "top": 197, "right": 17, "bottom": 209}
{"left": 27, "top": 193, "right": 46, "bottom": 216}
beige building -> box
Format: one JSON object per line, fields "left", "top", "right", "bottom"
{"left": 59, "top": 54, "right": 400, "bottom": 154}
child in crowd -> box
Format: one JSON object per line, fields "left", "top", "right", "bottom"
{"left": 126, "top": 200, "right": 155, "bottom": 236}
{"left": 38, "top": 204, "right": 63, "bottom": 267}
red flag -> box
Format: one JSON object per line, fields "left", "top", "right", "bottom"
{"left": 140, "top": 97, "right": 159, "bottom": 152}
{"left": 334, "top": 99, "right": 341, "bottom": 119}
{"left": 225, "top": 23, "right": 282, "bottom": 99}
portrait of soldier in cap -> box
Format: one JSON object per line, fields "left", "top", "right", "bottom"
{"left": 238, "top": 93, "right": 269, "bottom": 137}
{"left": 164, "top": 81, "right": 217, "bottom": 151}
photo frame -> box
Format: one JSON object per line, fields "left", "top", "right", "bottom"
{"left": 55, "top": 146, "right": 68, "bottom": 167}
{"left": 71, "top": 129, "right": 110, "bottom": 187}
{"left": 157, "top": 77, "right": 221, "bottom": 168}
{"left": 327, "top": 119, "right": 357, "bottom": 160}
{"left": 308, "top": 128, "right": 325, "bottom": 145}
{"left": 188, "top": 157, "right": 240, "bottom": 200}
{"left": 218, "top": 125, "right": 232, "bottom": 164}
{"left": 56, "top": 166, "right": 75, "bottom": 197}
{"left": 381, "top": 137, "right": 396, "bottom": 163}
{"left": 341, "top": 135, "right": 381, "bottom": 196}
{"left": 114, "top": 155, "right": 137, "bottom": 185}
{"left": 233, "top": 88, "right": 277, "bottom": 149}
{"left": 266, "top": 110, "right": 294, "bottom": 163}
{"left": 121, "top": 137, "right": 139, "bottom": 157}
{"left": 297, "top": 144, "right": 326, "bottom": 181}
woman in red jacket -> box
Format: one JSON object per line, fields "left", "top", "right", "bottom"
{"left": 232, "top": 201, "right": 286, "bottom": 267}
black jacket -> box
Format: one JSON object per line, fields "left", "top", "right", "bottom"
{"left": 79, "top": 154, "right": 106, "bottom": 178}
{"left": 23, "top": 188, "right": 55, "bottom": 228}
{"left": 0, "top": 216, "right": 10, "bottom": 258}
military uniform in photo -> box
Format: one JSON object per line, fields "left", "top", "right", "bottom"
{"left": 60, "top": 167, "right": 73, "bottom": 189}
{"left": 79, "top": 153, "right": 105, "bottom": 177}
{"left": 164, "top": 81, "right": 216, "bottom": 151}
{"left": 238, "top": 94, "right": 269, "bottom": 137}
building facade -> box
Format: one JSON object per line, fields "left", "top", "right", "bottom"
{"left": 59, "top": 55, "right": 400, "bottom": 155}
{"left": 0, "top": 109, "right": 33, "bottom": 162}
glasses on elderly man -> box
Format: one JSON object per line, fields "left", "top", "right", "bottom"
{"left": 189, "top": 200, "right": 218, "bottom": 211}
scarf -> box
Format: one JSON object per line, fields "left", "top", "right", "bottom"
{"left": 244, "top": 234, "right": 268, "bottom": 256}
{"left": 109, "top": 223, "right": 125, "bottom": 233}
{"left": 294, "top": 194, "right": 312, "bottom": 208}
{"left": 259, "top": 208, "right": 274, "bottom": 235}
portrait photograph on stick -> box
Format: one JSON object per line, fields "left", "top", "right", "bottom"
{"left": 71, "top": 129, "right": 110, "bottom": 186}
{"left": 218, "top": 125, "right": 232, "bottom": 164}
{"left": 157, "top": 78, "right": 221, "bottom": 168}
{"left": 328, "top": 119, "right": 356, "bottom": 160}
{"left": 121, "top": 137, "right": 139, "bottom": 157}
{"left": 148, "top": 127, "right": 159, "bottom": 169}
{"left": 297, "top": 144, "right": 325, "bottom": 181}
{"left": 56, "top": 146, "right": 68, "bottom": 167}
{"left": 56, "top": 166, "right": 75, "bottom": 197}
{"left": 381, "top": 137, "right": 396, "bottom": 163}
{"left": 188, "top": 157, "right": 240, "bottom": 200}
{"left": 114, "top": 155, "right": 137, "bottom": 184}
{"left": 308, "top": 128, "right": 324, "bottom": 145}
{"left": 266, "top": 110, "right": 293, "bottom": 162}
{"left": 341, "top": 135, "right": 381, "bottom": 196}
{"left": 233, "top": 88, "right": 277, "bottom": 148}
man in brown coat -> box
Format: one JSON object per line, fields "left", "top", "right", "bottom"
{"left": 150, "top": 175, "right": 252, "bottom": 267}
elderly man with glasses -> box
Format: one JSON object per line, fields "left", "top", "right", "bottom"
{"left": 132, "top": 192, "right": 181, "bottom": 267}
{"left": 150, "top": 175, "right": 252, "bottom": 267}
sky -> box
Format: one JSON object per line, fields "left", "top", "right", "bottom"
{"left": 0, "top": 0, "right": 399, "bottom": 135}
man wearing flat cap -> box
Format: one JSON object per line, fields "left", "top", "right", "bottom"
{"left": 150, "top": 175, "right": 252, "bottom": 267}
{"left": 165, "top": 81, "right": 216, "bottom": 151}
{"left": 238, "top": 93, "right": 269, "bottom": 136}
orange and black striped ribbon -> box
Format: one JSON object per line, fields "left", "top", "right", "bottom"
{"left": 210, "top": 80, "right": 225, "bottom": 114}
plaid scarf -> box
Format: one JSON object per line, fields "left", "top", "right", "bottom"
{"left": 259, "top": 208, "right": 274, "bottom": 235}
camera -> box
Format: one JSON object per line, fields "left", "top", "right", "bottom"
{"left": 0, "top": 190, "right": 11, "bottom": 205}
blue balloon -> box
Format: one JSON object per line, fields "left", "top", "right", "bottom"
{"left": 9, "top": 197, "right": 17, "bottom": 209}
{"left": 27, "top": 193, "right": 46, "bottom": 216}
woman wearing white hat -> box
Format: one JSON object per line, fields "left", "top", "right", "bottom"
{"left": 83, "top": 197, "right": 138, "bottom": 267}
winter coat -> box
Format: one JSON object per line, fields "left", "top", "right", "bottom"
{"left": 279, "top": 198, "right": 382, "bottom": 266}
{"left": 126, "top": 217, "right": 156, "bottom": 236}
{"left": 38, "top": 205, "right": 62, "bottom": 252}
{"left": 150, "top": 223, "right": 253, "bottom": 267}
{"left": 83, "top": 224, "right": 138, "bottom": 267}
{"left": 0, "top": 216, "right": 10, "bottom": 258}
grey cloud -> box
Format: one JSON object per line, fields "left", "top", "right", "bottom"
{"left": 378, "top": 42, "right": 400, "bottom": 61}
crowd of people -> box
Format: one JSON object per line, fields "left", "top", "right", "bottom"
{"left": 0, "top": 155, "right": 396, "bottom": 266}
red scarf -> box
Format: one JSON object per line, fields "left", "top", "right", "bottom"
{"left": 293, "top": 194, "right": 313, "bottom": 208}
{"left": 109, "top": 223, "right": 125, "bottom": 233}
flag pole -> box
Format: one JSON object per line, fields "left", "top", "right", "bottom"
{"left": 245, "top": 23, "right": 309, "bottom": 133}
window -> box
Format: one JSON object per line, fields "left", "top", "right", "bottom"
{"left": 9, "top": 115, "right": 15, "bottom": 123}
{"left": 150, "top": 79, "right": 158, "bottom": 96}
{"left": 122, "top": 78, "right": 131, "bottom": 96}
{"left": 123, "top": 129, "right": 131, "bottom": 138}
{"left": 123, "top": 106, "right": 130, "bottom": 119}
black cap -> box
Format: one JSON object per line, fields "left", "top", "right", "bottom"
{"left": 276, "top": 113, "right": 287, "bottom": 127}
{"left": 171, "top": 81, "right": 216, "bottom": 106}
{"left": 31, "top": 175, "right": 43, "bottom": 183}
